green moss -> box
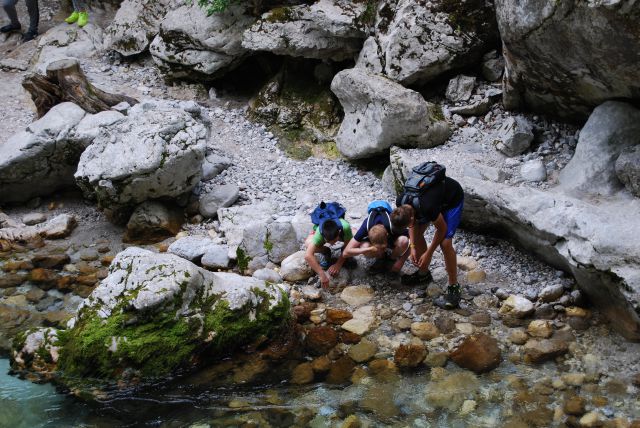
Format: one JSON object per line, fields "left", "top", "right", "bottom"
{"left": 356, "top": 0, "right": 379, "bottom": 28}
{"left": 263, "top": 231, "right": 273, "bottom": 254}
{"left": 317, "top": 141, "right": 341, "bottom": 160}
{"left": 430, "top": 104, "right": 445, "bottom": 122}
{"left": 266, "top": 7, "right": 294, "bottom": 23}
{"left": 236, "top": 247, "right": 252, "bottom": 272}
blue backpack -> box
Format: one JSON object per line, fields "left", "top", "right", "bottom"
{"left": 366, "top": 200, "right": 393, "bottom": 233}
{"left": 310, "top": 201, "right": 346, "bottom": 236}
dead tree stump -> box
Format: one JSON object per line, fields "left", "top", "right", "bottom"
{"left": 22, "top": 58, "right": 138, "bottom": 117}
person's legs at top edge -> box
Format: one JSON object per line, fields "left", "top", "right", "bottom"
{"left": 1, "top": 0, "right": 21, "bottom": 32}
{"left": 17, "top": 0, "right": 38, "bottom": 41}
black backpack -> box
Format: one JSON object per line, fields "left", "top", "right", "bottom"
{"left": 397, "top": 162, "right": 446, "bottom": 210}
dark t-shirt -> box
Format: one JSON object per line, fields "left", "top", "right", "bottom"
{"left": 413, "top": 177, "right": 464, "bottom": 223}
{"left": 354, "top": 212, "right": 408, "bottom": 246}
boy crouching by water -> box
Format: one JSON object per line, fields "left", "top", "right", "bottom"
{"left": 304, "top": 216, "right": 354, "bottom": 289}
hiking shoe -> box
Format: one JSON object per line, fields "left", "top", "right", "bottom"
{"left": 21, "top": 30, "right": 38, "bottom": 42}
{"left": 65, "top": 11, "right": 79, "bottom": 24}
{"left": 434, "top": 284, "right": 462, "bottom": 310}
{"left": 0, "top": 23, "right": 21, "bottom": 33}
{"left": 400, "top": 270, "right": 433, "bottom": 286}
{"left": 77, "top": 12, "right": 89, "bottom": 28}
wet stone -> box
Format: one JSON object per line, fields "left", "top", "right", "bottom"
{"left": 395, "top": 318, "right": 412, "bottom": 331}
{"left": 340, "top": 331, "right": 361, "bottom": 345}
{"left": 22, "top": 213, "right": 47, "bottom": 225}
{"left": 410, "top": 322, "right": 440, "bottom": 340}
{"left": 29, "top": 268, "right": 57, "bottom": 288}
{"left": 31, "top": 253, "right": 70, "bottom": 269}
{"left": 306, "top": 326, "right": 338, "bottom": 356}
{"left": 2, "top": 260, "right": 34, "bottom": 272}
{"left": 509, "top": 329, "right": 528, "bottom": 345}
{"left": 469, "top": 311, "right": 491, "bottom": 326}
{"left": 78, "top": 249, "right": 100, "bottom": 262}
{"left": 450, "top": 333, "right": 502, "bottom": 374}
{"left": 326, "top": 356, "right": 356, "bottom": 384}
{"left": 435, "top": 315, "right": 456, "bottom": 334}
{"left": 291, "top": 362, "right": 314, "bottom": 385}
{"left": 43, "top": 310, "right": 71, "bottom": 327}
{"left": 311, "top": 355, "right": 331, "bottom": 374}
{"left": 527, "top": 320, "right": 554, "bottom": 338}
{"left": 347, "top": 339, "right": 377, "bottom": 363}
{"left": 568, "top": 316, "right": 590, "bottom": 331}
{"left": 340, "top": 286, "right": 374, "bottom": 307}
{"left": 25, "top": 288, "right": 46, "bottom": 303}
{"left": 368, "top": 359, "right": 398, "bottom": 382}
{"left": 0, "top": 273, "right": 27, "bottom": 288}
{"left": 394, "top": 343, "right": 427, "bottom": 368}
{"left": 326, "top": 308, "right": 353, "bottom": 325}
{"left": 564, "top": 395, "right": 586, "bottom": 416}
{"left": 424, "top": 351, "right": 448, "bottom": 368}
{"left": 524, "top": 339, "right": 569, "bottom": 363}
{"left": 534, "top": 304, "right": 556, "bottom": 320}
{"left": 293, "top": 302, "right": 316, "bottom": 322}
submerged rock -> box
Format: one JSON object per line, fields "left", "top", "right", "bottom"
{"left": 30, "top": 247, "right": 290, "bottom": 382}
{"left": 123, "top": 200, "right": 184, "bottom": 244}
{"left": 425, "top": 371, "right": 480, "bottom": 412}
{"left": 450, "top": 333, "right": 501, "bottom": 374}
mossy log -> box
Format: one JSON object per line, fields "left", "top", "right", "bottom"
{"left": 22, "top": 58, "right": 138, "bottom": 118}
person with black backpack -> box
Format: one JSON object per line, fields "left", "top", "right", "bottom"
{"left": 343, "top": 200, "right": 411, "bottom": 274}
{"left": 305, "top": 202, "right": 354, "bottom": 289}
{"left": 396, "top": 162, "right": 464, "bottom": 309}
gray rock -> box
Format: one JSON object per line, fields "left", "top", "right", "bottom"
{"left": 356, "top": 0, "right": 498, "bottom": 86}
{"left": 539, "top": 284, "right": 565, "bottom": 303}
{"left": 496, "top": 0, "right": 640, "bottom": 119}
{"left": 481, "top": 51, "right": 505, "bottom": 82}
{"left": 201, "top": 245, "right": 231, "bottom": 269}
{"left": 0, "top": 103, "right": 87, "bottom": 203}
{"left": 75, "top": 101, "right": 209, "bottom": 221}
{"left": 560, "top": 102, "right": 640, "bottom": 196}
{"left": 252, "top": 268, "right": 283, "bottom": 283}
{"left": 616, "top": 146, "right": 640, "bottom": 197}
{"left": 448, "top": 99, "right": 492, "bottom": 117}
{"left": 494, "top": 116, "right": 534, "bottom": 157}
{"left": 198, "top": 184, "right": 240, "bottom": 218}
{"left": 242, "top": 0, "right": 366, "bottom": 61}
{"left": 0, "top": 214, "right": 77, "bottom": 242}
{"left": 201, "top": 153, "right": 232, "bottom": 181}
{"left": 520, "top": 159, "right": 547, "bottom": 182}
{"left": 280, "top": 251, "right": 313, "bottom": 282}
{"left": 150, "top": 4, "right": 254, "bottom": 80}
{"left": 105, "top": 0, "right": 175, "bottom": 56}
{"left": 446, "top": 75, "right": 476, "bottom": 103}
{"left": 331, "top": 68, "right": 450, "bottom": 160}
{"left": 22, "top": 213, "right": 47, "bottom": 226}
{"left": 33, "top": 24, "right": 104, "bottom": 73}
{"left": 168, "top": 236, "right": 220, "bottom": 263}
{"left": 218, "top": 201, "right": 278, "bottom": 248}
{"left": 265, "top": 219, "right": 300, "bottom": 264}
{"left": 123, "top": 201, "right": 184, "bottom": 244}
{"left": 391, "top": 146, "right": 640, "bottom": 340}
{"left": 73, "top": 110, "right": 125, "bottom": 145}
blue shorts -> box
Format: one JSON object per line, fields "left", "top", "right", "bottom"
{"left": 443, "top": 199, "right": 463, "bottom": 239}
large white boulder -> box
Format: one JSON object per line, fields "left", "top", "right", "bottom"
{"left": 356, "top": 0, "right": 498, "bottom": 85}
{"left": 57, "top": 247, "right": 289, "bottom": 380}
{"left": 331, "top": 68, "right": 450, "bottom": 159}
{"left": 390, "top": 146, "right": 640, "bottom": 341}
{"left": 150, "top": 4, "right": 255, "bottom": 80}
{"left": 0, "top": 103, "right": 87, "bottom": 203}
{"left": 105, "top": 0, "right": 176, "bottom": 56}
{"left": 559, "top": 102, "right": 640, "bottom": 196}
{"left": 74, "top": 101, "right": 210, "bottom": 221}
{"left": 242, "top": 0, "right": 366, "bottom": 61}
{"left": 496, "top": 0, "right": 640, "bottom": 119}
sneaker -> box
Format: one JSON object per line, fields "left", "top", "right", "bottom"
{"left": 77, "top": 12, "right": 89, "bottom": 28}
{"left": 21, "top": 30, "right": 38, "bottom": 42}
{"left": 400, "top": 270, "right": 433, "bottom": 286}
{"left": 65, "top": 11, "right": 79, "bottom": 24}
{"left": 0, "top": 23, "right": 21, "bottom": 33}
{"left": 434, "top": 284, "right": 462, "bottom": 310}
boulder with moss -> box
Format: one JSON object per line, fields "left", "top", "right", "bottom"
{"left": 150, "top": 4, "right": 255, "bottom": 81}
{"left": 356, "top": 0, "right": 498, "bottom": 86}
{"left": 248, "top": 61, "right": 343, "bottom": 157}
{"left": 242, "top": 0, "right": 367, "bottom": 61}
{"left": 12, "top": 247, "right": 290, "bottom": 383}
{"left": 331, "top": 68, "right": 450, "bottom": 160}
